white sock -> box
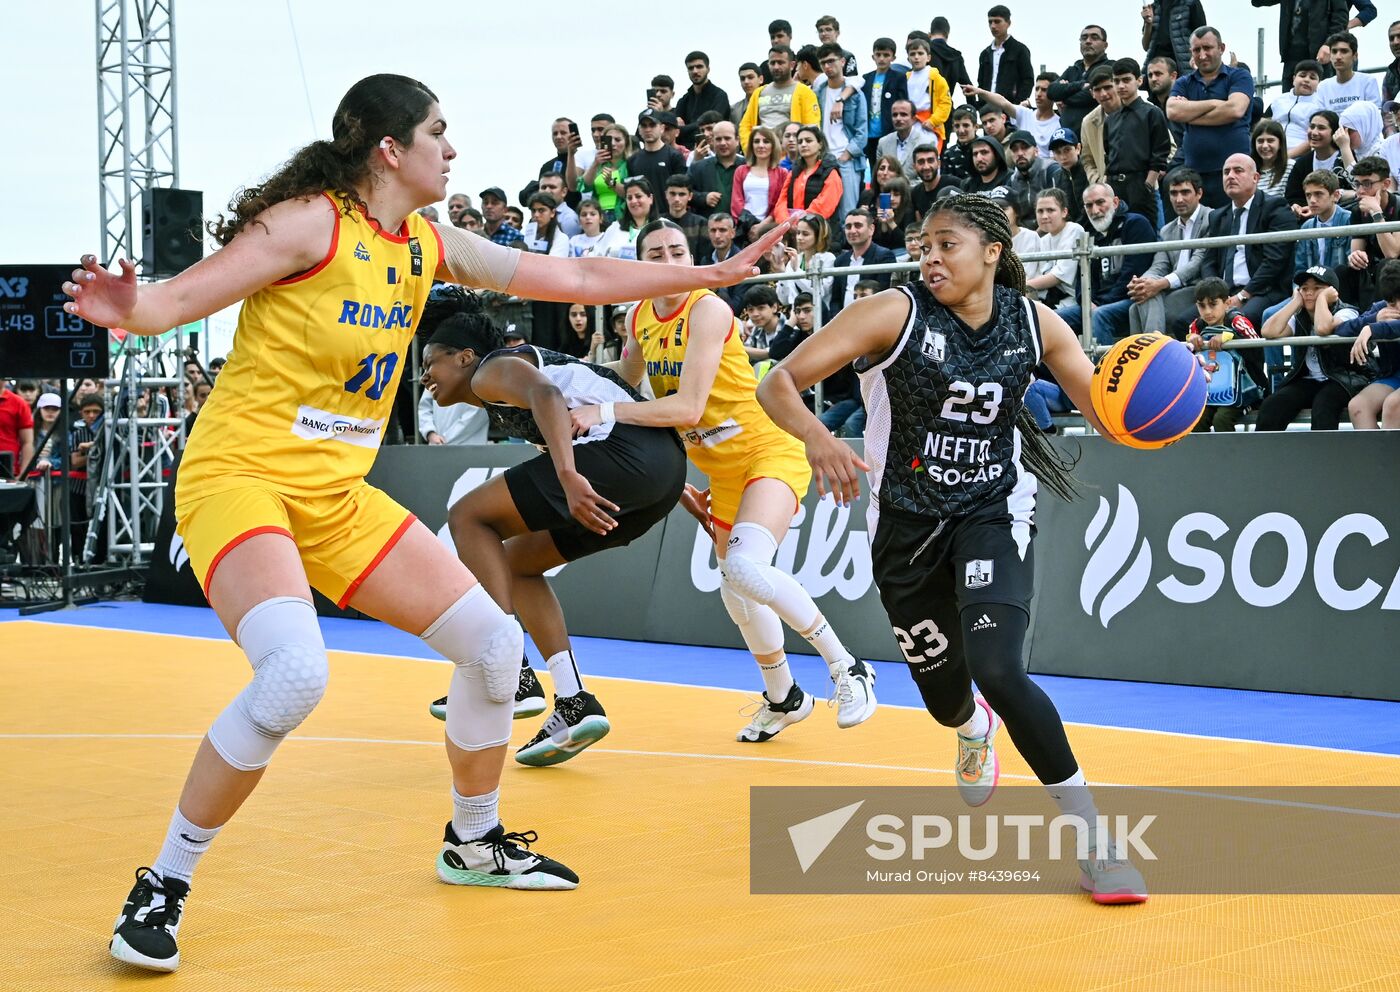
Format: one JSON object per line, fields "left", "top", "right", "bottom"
{"left": 758, "top": 656, "right": 795, "bottom": 700}
{"left": 956, "top": 700, "right": 990, "bottom": 739}
{"left": 1045, "top": 769, "right": 1098, "bottom": 836}
{"left": 803, "top": 617, "right": 854, "bottom": 677}
{"left": 452, "top": 787, "right": 500, "bottom": 842}
{"left": 546, "top": 650, "right": 583, "bottom": 697}
{"left": 152, "top": 807, "right": 221, "bottom": 884}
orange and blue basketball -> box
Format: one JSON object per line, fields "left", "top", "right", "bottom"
{"left": 1090, "top": 333, "right": 1207, "bottom": 449}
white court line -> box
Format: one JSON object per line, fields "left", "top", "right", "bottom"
{"left": 5, "top": 618, "right": 1399, "bottom": 760}
{"left": 2, "top": 732, "right": 1398, "bottom": 819}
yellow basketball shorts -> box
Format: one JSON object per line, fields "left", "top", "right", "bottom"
{"left": 705, "top": 437, "right": 812, "bottom": 532}
{"left": 174, "top": 482, "right": 416, "bottom": 608}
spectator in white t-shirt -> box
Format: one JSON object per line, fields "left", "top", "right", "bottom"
{"left": 1316, "top": 32, "right": 1382, "bottom": 112}
{"left": 568, "top": 200, "right": 606, "bottom": 257}
{"left": 1266, "top": 60, "right": 1325, "bottom": 158}
{"left": 1024, "top": 187, "right": 1085, "bottom": 307}
{"left": 964, "top": 71, "right": 1063, "bottom": 160}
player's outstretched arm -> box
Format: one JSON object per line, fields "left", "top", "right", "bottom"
{"left": 1036, "top": 302, "right": 1109, "bottom": 436}
{"left": 756, "top": 291, "right": 907, "bottom": 504}
{"left": 436, "top": 221, "right": 790, "bottom": 305}
{"left": 64, "top": 196, "right": 334, "bottom": 335}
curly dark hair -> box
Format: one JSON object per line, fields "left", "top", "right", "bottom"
{"left": 419, "top": 286, "right": 504, "bottom": 356}
{"left": 210, "top": 74, "right": 439, "bottom": 246}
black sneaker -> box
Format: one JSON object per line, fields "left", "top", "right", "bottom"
{"left": 109, "top": 867, "right": 189, "bottom": 972}
{"left": 514, "top": 691, "right": 610, "bottom": 766}
{"left": 428, "top": 658, "right": 547, "bottom": 721}
{"left": 736, "top": 682, "right": 815, "bottom": 742}
{"left": 436, "top": 822, "right": 579, "bottom": 889}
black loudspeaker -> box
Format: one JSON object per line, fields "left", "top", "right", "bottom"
{"left": 141, "top": 187, "right": 204, "bottom": 278}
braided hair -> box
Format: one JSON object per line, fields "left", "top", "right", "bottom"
{"left": 924, "top": 194, "right": 1082, "bottom": 501}
{"left": 419, "top": 285, "right": 504, "bottom": 356}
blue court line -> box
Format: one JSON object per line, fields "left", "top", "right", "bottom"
{"left": 5, "top": 601, "right": 1399, "bottom": 755}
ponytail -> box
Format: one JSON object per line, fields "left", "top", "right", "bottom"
{"left": 210, "top": 74, "right": 438, "bottom": 246}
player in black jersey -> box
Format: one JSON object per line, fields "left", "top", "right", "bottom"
{"left": 418, "top": 288, "right": 686, "bottom": 766}
{"left": 756, "top": 194, "right": 1148, "bottom": 904}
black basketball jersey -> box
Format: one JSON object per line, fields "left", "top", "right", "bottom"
{"left": 856, "top": 281, "right": 1043, "bottom": 520}
{"left": 474, "top": 344, "right": 650, "bottom": 448}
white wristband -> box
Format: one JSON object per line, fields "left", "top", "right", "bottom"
{"left": 598, "top": 401, "right": 616, "bottom": 424}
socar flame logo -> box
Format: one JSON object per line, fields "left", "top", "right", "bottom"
{"left": 1080, "top": 485, "right": 1152, "bottom": 628}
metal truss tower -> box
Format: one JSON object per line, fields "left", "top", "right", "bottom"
{"left": 92, "top": 0, "right": 185, "bottom": 565}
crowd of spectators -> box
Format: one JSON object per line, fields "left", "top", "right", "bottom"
{"left": 413, "top": 6, "right": 1400, "bottom": 439}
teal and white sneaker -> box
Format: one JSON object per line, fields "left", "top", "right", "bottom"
{"left": 436, "top": 823, "right": 578, "bottom": 890}
{"left": 737, "top": 682, "right": 814, "bottom": 743}
{"left": 830, "top": 660, "right": 877, "bottom": 729}
{"left": 514, "top": 691, "right": 610, "bottom": 767}
{"left": 1079, "top": 826, "right": 1149, "bottom": 904}
{"left": 955, "top": 696, "right": 1001, "bottom": 807}
{"left": 429, "top": 659, "right": 547, "bottom": 721}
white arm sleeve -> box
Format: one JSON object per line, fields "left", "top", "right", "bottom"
{"left": 434, "top": 223, "right": 522, "bottom": 292}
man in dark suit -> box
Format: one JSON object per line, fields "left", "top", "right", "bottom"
{"left": 698, "top": 213, "right": 747, "bottom": 314}
{"left": 976, "top": 5, "right": 1034, "bottom": 108}
{"left": 1200, "top": 152, "right": 1300, "bottom": 333}
{"left": 863, "top": 38, "right": 911, "bottom": 173}
{"left": 828, "top": 208, "right": 897, "bottom": 318}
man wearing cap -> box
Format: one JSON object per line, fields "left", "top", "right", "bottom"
{"left": 628, "top": 109, "right": 689, "bottom": 201}
{"left": 964, "top": 135, "right": 1011, "bottom": 194}
{"left": 1049, "top": 128, "right": 1090, "bottom": 223}
{"left": 1256, "top": 266, "right": 1366, "bottom": 431}
{"left": 0, "top": 373, "right": 35, "bottom": 480}
{"left": 479, "top": 188, "right": 524, "bottom": 246}
{"left": 1106, "top": 57, "right": 1173, "bottom": 222}
{"left": 1005, "top": 130, "right": 1053, "bottom": 200}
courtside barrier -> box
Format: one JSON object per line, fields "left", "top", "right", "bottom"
{"left": 146, "top": 432, "right": 1400, "bottom": 700}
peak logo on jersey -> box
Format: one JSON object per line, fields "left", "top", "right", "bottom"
{"left": 290, "top": 404, "right": 385, "bottom": 448}
{"left": 921, "top": 330, "right": 947, "bottom": 363}
{"left": 353, "top": 241, "right": 371, "bottom": 262}
{"left": 337, "top": 300, "right": 415, "bottom": 330}
{"left": 966, "top": 560, "right": 994, "bottom": 589}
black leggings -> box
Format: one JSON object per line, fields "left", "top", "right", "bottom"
{"left": 1255, "top": 377, "right": 1349, "bottom": 432}
{"left": 906, "top": 602, "right": 1079, "bottom": 785}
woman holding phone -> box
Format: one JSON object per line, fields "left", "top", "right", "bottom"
{"left": 580, "top": 124, "right": 632, "bottom": 225}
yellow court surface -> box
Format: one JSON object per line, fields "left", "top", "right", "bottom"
{"left": 3, "top": 619, "right": 1400, "bottom": 992}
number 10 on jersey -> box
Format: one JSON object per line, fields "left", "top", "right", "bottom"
{"left": 344, "top": 352, "right": 399, "bottom": 401}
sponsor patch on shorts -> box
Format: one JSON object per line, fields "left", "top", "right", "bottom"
{"left": 965, "top": 559, "right": 994, "bottom": 589}
{"left": 681, "top": 418, "right": 743, "bottom": 449}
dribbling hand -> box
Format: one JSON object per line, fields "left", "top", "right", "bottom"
{"left": 63, "top": 255, "right": 138, "bottom": 328}
{"left": 806, "top": 429, "right": 870, "bottom": 507}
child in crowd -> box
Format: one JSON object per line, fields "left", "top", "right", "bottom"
{"left": 1186, "top": 277, "right": 1261, "bottom": 433}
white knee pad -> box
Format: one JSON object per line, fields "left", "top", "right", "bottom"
{"left": 719, "top": 570, "right": 785, "bottom": 656}
{"left": 422, "top": 585, "right": 520, "bottom": 751}
{"left": 208, "top": 597, "right": 328, "bottom": 772}
{"left": 723, "top": 522, "right": 820, "bottom": 632}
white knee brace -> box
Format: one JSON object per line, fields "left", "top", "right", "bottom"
{"left": 208, "top": 597, "right": 328, "bottom": 772}
{"left": 722, "top": 522, "right": 820, "bottom": 632}
{"left": 422, "top": 585, "right": 519, "bottom": 752}
{"left": 719, "top": 569, "right": 785, "bottom": 656}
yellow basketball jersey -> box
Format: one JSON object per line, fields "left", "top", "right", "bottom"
{"left": 179, "top": 194, "right": 442, "bottom": 501}
{"left": 631, "top": 289, "right": 790, "bottom": 478}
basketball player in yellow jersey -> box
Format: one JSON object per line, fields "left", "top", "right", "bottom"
{"left": 62, "top": 74, "right": 787, "bottom": 973}
{"left": 571, "top": 219, "right": 878, "bottom": 743}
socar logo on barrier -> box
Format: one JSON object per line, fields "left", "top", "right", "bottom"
{"left": 1080, "top": 485, "right": 1152, "bottom": 628}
